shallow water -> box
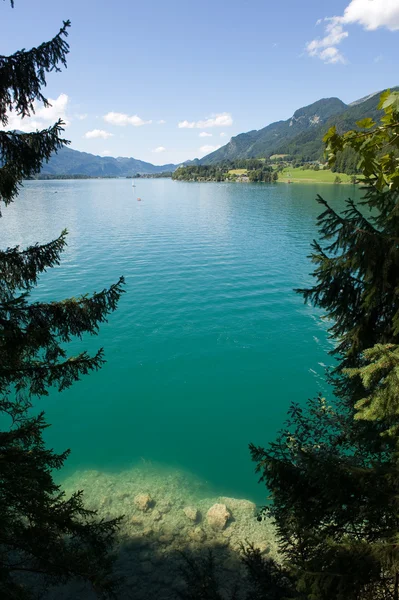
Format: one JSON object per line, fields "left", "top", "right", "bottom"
{"left": 2, "top": 178, "right": 357, "bottom": 502}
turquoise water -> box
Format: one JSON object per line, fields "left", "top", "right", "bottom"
{"left": 2, "top": 179, "right": 355, "bottom": 501}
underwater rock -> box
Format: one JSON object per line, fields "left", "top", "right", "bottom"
{"left": 134, "top": 493, "right": 153, "bottom": 512}
{"left": 130, "top": 516, "right": 143, "bottom": 526}
{"left": 183, "top": 506, "right": 199, "bottom": 522}
{"left": 188, "top": 526, "right": 206, "bottom": 543}
{"left": 158, "top": 533, "right": 174, "bottom": 544}
{"left": 152, "top": 509, "right": 163, "bottom": 522}
{"left": 158, "top": 501, "right": 172, "bottom": 514}
{"left": 206, "top": 503, "right": 231, "bottom": 530}
{"left": 219, "top": 497, "right": 256, "bottom": 516}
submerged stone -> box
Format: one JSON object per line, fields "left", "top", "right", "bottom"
{"left": 183, "top": 506, "right": 199, "bottom": 522}
{"left": 152, "top": 509, "right": 163, "bottom": 522}
{"left": 134, "top": 493, "right": 153, "bottom": 512}
{"left": 206, "top": 503, "right": 231, "bottom": 530}
{"left": 188, "top": 526, "right": 206, "bottom": 542}
{"left": 219, "top": 497, "right": 256, "bottom": 516}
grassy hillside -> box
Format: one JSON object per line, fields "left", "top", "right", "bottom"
{"left": 228, "top": 169, "right": 247, "bottom": 175}
{"left": 277, "top": 167, "right": 353, "bottom": 184}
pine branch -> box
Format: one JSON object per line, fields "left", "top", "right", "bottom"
{"left": 0, "top": 229, "right": 68, "bottom": 293}
{"left": 0, "top": 123, "right": 69, "bottom": 207}
{"left": 1, "top": 276, "right": 125, "bottom": 326}
{"left": 0, "top": 278, "right": 125, "bottom": 372}
{"left": 0, "top": 20, "right": 70, "bottom": 125}
{"left": 343, "top": 198, "right": 381, "bottom": 236}
{"left": 0, "top": 12, "right": 125, "bottom": 598}
{"left": 0, "top": 349, "right": 106, "bottom": 396}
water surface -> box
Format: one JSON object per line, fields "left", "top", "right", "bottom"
{"left": 2, "top": 179, "right": 356, "bottom": 501}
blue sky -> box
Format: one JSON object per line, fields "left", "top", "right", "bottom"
{"left": 1, "top": 0, "right": 398, "bottom": 165}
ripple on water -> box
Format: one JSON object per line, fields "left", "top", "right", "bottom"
{"left": 2, "top": 179, "right": 354, "bottom": 502}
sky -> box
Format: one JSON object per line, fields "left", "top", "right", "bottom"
{"left": 1, "top": 0, "right": 398, "bottom": 165}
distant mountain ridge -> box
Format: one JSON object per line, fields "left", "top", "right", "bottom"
{"left": 200, "top": 88, "right": 397, "bottom": 165}
{"left": 38, "top": 87, "right": 397, "bottom": 176}
{"left": 40, "top": 146, "right": 177, "bottom": 177}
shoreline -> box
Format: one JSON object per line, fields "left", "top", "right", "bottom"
{"left": 52, "top": 465, "right": 278, "bottom": 599}
{"left": 26, "top": 176, "right": 357, "bottom": 186}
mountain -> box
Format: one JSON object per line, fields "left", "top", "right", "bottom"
{"left": 38, "top": 87, "right": 397, "bottom": 175}
{"left": 200, "top": 97, "right": 347, "bottom": 164}
{"left": 40, "top": 146, "right": 177, "bottom": 177}
{"left": 200, "top": 89, "right": 396, "bottom": 165}
{"left": 272, "top": 91, "right": 392, "bottom": 161}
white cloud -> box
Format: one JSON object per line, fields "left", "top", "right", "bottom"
{"left": 103, "top": 112, "right": 152, "bottom": 126}
{"left": 199, "top": 131, "right": 212, "bottom": 137}
{"left": 153, "top": 146, "right": 166, "bottom": 153}
{"left": 343, "top": 0, "right": 399, "bottom": 30}
{"left": 157, "top": 119, "right": 166, "bottom": 124}
{"left": 178, "top": 121, "right": 194, "bottom": 129}
{"left": 178, "top": 112, "right": 233, "bottom": 129}
{"left": 306, "top": 0, "right": 399, "bottom": 64}
{"left": 306, "top": 18, "right": 348, "bottom": 63}
{"left": 75, "top": 113, "right": 88, "bottom": 120}
{"left": 84, "top": 129, "right": 114, "bottom": 139}
{"left": 101, "top": 150, "right": 111, "bottom": 156}
{"left": 199, "top": 144, "right": 221, "bottom": 154}
{"left": 1, "top": 93, "right": 70, "bottom": 131}
{"left": 374, "top": 54, "right": 383, "bottom": 63}
{"left": 220, "top": 132, "right": 227, "bottom": 137}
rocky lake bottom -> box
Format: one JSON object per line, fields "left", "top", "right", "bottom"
{"left": 48, "top": 465, "right": 278, "bottom": 599}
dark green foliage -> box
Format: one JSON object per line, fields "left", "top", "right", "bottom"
{"left": 331, "top": 147, "right": 360, "bottom": 175}
{"left": 177, "top": 550, "right": 233, "bottom": 600}
{"left": 0, "top": 408, "right": 123, "bottom": 599}
{"left": 172, "top": 159, "right": 277, "bottom": 182}
{"left": 134, "top": 171, "right": 173, "bottom": 178}
{"left": 250, "top": 396, "right": 398, "bottom": 600}
{"left": 0, "top": 4, "right": 125, "bottom": 598}
{"left": 0, "top": 125, "right": 68, "bottom": 206}
{"left": 0, "top": 20, "right": 71, "bottom": 206}
{"left": 250, "top": 92, "right": 399, "bottom": 600}
{"left": 0, "top": 20, "right": 70, "bottom": 126}
{"left": 177, "top": 546, "right": 297, "bottom": 600}
{"left": 240, "top": 545, "right": 297, "bottom": 600}
{"left": 248, "top": 169, "right": 278, "bottom": 183}
{"left": 172, "top": 164, "right": 225, "bottom": 181}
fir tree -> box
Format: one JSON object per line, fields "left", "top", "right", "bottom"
{"left": 0, "top": 3, "right": 125, "bottom": 598}
{"left": 250, "top": 91, "right": 399, "bottom": 600}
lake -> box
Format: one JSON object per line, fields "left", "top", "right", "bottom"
{"left": 2, "top": 178, "right": 355, "bottom": 502}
